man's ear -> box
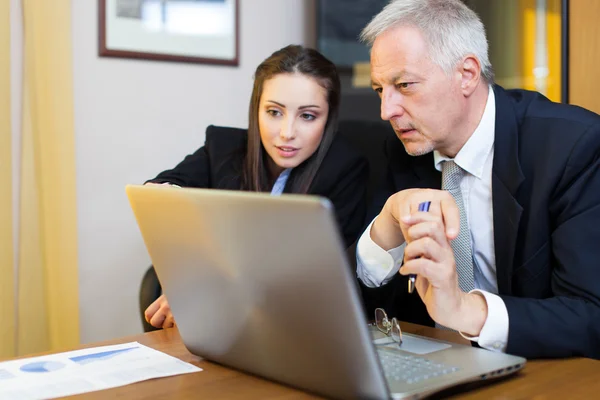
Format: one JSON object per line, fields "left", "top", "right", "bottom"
{"left": 459, "top": 55, "right": 482, "bottom": 96}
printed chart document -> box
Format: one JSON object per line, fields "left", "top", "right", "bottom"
{"left": 0, "top": 342, "right": 202, "bottom": 399}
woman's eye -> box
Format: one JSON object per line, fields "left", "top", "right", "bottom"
{"left": 300, "top": 113, "right": 316, "bottom": 121}
{"left": 267, "top": 109, "right": 281, "bottom": 117}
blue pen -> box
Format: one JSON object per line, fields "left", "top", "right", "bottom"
{"left": 408, "top": 201, "right": 431, "bottom": 293}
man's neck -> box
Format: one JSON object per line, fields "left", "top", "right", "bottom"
{"left": 441, "top": 84, "right": 490, "bottom": 158}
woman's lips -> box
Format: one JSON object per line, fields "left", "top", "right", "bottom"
{"left": 275, "top": 145, "right": 300, "bottom": 158}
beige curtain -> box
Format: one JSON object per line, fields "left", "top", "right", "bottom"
{"left": 0, "top": 0, "right": 16, "bottom": 359}
{"left": 14, "top": 0, "right": 79, "bottom": 355}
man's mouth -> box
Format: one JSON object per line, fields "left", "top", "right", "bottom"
{"left": 397, "top": 128, "right": 417, "bottom": 136}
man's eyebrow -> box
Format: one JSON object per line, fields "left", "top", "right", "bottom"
{"left": 394, "top": 72, "right": 420, "bottom": 81}
{"left": 372, "top": 71, "right": 421, "bottom": 87}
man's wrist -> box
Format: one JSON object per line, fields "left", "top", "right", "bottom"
{"left": 456, "top": 292, "right": 488, "bottom": 336}
{"left": 371, "top": 213, "right": 405, "bottom": 250}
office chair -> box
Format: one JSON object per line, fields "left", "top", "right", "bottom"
{"left": 138, "top": 120, "right": 395, "bottom": 332}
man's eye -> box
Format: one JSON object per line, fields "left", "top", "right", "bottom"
{"left": 397, "top": 82, "right": 414, "bottom": 89}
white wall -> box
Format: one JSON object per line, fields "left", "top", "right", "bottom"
{"left": 73, "top": 0, "right": 316, "bottom": 343}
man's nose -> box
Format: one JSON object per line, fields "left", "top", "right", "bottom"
{"left": 380, "top": 90, "right": 405, "bottom": 121}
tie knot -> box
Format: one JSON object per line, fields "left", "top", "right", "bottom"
{"left": 441, "top": 160, "right": 465, "bottom": 190}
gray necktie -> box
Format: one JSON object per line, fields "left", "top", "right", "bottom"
{"left": 441, "top": 160, "right": 475, "bottom": 293}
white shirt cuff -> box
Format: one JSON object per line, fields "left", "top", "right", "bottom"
{"left": 356, "top": 217, "right": 406, "bottom": 287}
{"left": 459, "top": 290, "right": 509, "bottom": 352}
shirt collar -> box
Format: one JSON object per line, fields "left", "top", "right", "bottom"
{"left": 278, "top": 168, "right": 292, "bottom": 179}
{"left": 433, "top": 86, "right": 496, "bottom": 179}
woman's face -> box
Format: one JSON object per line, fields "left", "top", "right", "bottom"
{"left": 258, "top": 73, "right": 329, "bottom": 177}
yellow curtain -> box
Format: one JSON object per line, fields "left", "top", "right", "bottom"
{"left": 17, "top": 0, "right": 79, "bottom": 355}
{"left": 473, "top": 0, "right": 562, "bottom": 102}
{"left": 519, "top": 0, "right": 562, "bottom": 101}
{"left": 546, "top": 0, "right": 562, "bottom": 102}
{"left": 0, "top": 0, "right": 16, "bottom": 359}
{"left": 519, "top": 0, "right": 537, "bottom": 91}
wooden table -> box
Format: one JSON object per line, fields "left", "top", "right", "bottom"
{"left": 4, "top": 322, "right": 600, "bottom": 399}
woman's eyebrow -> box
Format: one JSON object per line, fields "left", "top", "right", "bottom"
{"left": 299, "top": 104, "right": 321, "bottom": 110}
{"left": 265, "top": 100, "right": 321, "bottom": 110}
{"left": 264, "top": 100, "right": 286, "bottom": 107}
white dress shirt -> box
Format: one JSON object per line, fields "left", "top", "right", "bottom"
{"left": 357, "top": 87, "right": 509, "bottom": 352}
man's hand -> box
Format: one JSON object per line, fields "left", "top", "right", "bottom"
{"left": 400, "top": 211, "right": 487, "bottom": 335}
{"left": 144, "top": 294, "right": 176, "bottom": 329}
{"left": 371, "top": 189, "right": 461, "bottom": 250}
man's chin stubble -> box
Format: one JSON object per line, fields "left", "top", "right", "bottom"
{"left": 402, "top": 141, "right": 435, "bottom": 157}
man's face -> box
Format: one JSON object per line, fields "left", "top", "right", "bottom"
{"left": 370, "top": 25, "right": 465, "bottom": 156}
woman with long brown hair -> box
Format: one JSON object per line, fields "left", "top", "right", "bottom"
{"left": 144, "top": 44, "right": 368, "bottom": 329}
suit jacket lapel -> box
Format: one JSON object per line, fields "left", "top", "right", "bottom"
{"left": 492, "top": 86, "right": 525, "bottom": 295}
{"left": 282, "top": 170, "right": 295, "bottom": 194}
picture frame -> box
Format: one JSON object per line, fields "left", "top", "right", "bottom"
{"left": 98, "top": 0, "right": 239, "bottom": 66}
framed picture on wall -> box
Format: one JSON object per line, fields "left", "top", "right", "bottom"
{"left": 98, "top": 0, "right": 239, "bottom": 66}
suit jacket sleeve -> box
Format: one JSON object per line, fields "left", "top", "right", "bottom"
{"left": 146, "top": 145, "right": 211, "bottom": 188}
{"left": 501, "top": 124, "right": 600, "bottom": 359}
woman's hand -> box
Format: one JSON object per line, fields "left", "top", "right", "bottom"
{"left": 144, "top": 294, "right": 176, "bottom": 329}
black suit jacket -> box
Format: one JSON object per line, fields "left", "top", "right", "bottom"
{"left": 148, "top": 125, "right": 369, "bottom": 247}
{"left": 361, "top": 86, "right": 600, "bottom": 359}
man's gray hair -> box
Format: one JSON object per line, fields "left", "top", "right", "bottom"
{"left": 360, "top": 0, "right": 494, "bottom": 83}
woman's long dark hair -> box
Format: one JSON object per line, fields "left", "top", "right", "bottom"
{"left": 241, "top": 45, "right": 341, "bottom": 193}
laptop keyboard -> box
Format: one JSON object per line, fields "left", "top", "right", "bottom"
{"left": 377, "top": 349, "right": 460, "bottom": 384}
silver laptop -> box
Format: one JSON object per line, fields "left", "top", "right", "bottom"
{"left": 126, "top": 184, "right": 526, "bottom": 399}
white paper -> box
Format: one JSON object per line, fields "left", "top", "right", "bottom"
{"left": 374, "top": 333, "right": 452, "bottom": 355}
{"left": 0, "top": 342, "right": 202, "bottom": 399}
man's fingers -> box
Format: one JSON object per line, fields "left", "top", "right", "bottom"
{"left": 399, "top": 257, "right": 431, "bottom": 277}
{"left": 440, "top": 192, "right": 460, "bottom": 239}
{"left": 406, "top": 218, "right": 447, "bottom": 244}
{"left": 398, "top": 189, "right": 431, "bottom": 222}
{"left": 401, "top": 256, "right": 455, "bottom": 288}
{"left": 404, "top": 236, "right": 440, "bottom": 263}
{"left": 398, "top": 189, "right": 447, "bottom": 223}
